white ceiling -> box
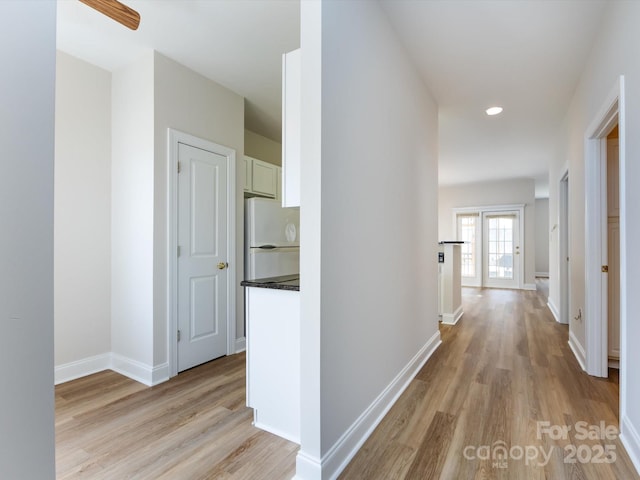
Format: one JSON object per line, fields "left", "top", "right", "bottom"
{"left": 381, "top": 0, "right": 608, "bottom": 197}
{"left": 56, "top": 0, "right": 300, "bottom": 141}
{"left": 57, "top": 0, "right": 609, "bottom": 197}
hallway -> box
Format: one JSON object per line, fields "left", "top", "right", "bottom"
{"left": 341, "top": 282, "right": 638, "bottom": 479}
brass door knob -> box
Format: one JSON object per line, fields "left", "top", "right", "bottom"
{"left": 217, "top": 262, "right": 228, "bottom": 270}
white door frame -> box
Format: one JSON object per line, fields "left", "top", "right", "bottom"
{"left": 559, "top": 170, "right": 570, "bottom": 325}
{"left": 452, "top": 204, "right": 525, "bottom": 289}
{"left": 167, "top": 129, "right": 237, "bottom": 378}
{"left": 584, "top": 76, "right": 625, "bottom": 379}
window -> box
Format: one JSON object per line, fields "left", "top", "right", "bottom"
{"left": 457, "top": 215, "right": 477, "bottom": 277}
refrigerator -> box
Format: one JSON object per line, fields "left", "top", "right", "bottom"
{"left": 245, "top": 198, "right": 300, "bottom": 279}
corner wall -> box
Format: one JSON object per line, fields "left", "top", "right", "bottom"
{"left": 298, "top": 1, "right": 440, "bottom": 477}
{"left": 0, "top": 2, "right": 56, "bottom": 477}
{"left": 111, "top": 51, "right": 156, "bottom": 375}
{"left": 55, "top": 51, "right": 112, "bottom": 374}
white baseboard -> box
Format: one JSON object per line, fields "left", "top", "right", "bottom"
{"left": 54, "top": 353, "right": 111, "bottom": 385}
{"left": 608, "top": 359, "right": 620, "bottom": 369}
{"left": 441, "top": 305, "right": 463, "bottom": 325}
{"left": 111, "top": 353, "right": 169, "bottom": 387}
{"left": 56, "top": 353, "right": 170, "bottom": 387}
{"left": 568, "top": 330, "right": 587, "bottom": 371}
{"left": 547, "top": 298, "right": 560, "bottom": 323}
{"left": 294, "top": 451, "right": 322, "bottom": 480}
{"left": 235, "top": 336, "right": 246, "bottom": 353}
{"left": 306, "top": 330, "right": 442, "bottom": 480}
{"left": 535, "top": 272, "right": 549, "bottom": 278}
{"left": 621, "top": 415, "right": 640, "bottom": 477}
{"left": 523, "top": 283, "right": 537, "bottom": 291}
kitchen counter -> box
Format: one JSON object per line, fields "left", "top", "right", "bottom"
{"left": 241, "top": 274, "right": 299, "bottom": 291}
{"left": 242, "top": 274, "right": 300, "bottom": 443}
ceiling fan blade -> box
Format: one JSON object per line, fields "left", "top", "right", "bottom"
{"left": 79, "top": 0, "right": 140, "bottom": 30}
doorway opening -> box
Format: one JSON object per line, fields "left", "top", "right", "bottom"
{"left": 584, "top": 76, "right": 625, "bottom": 384}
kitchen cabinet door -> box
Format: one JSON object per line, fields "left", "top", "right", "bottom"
{"left": 250, "top": 157, "right": 277, "bottom": 198}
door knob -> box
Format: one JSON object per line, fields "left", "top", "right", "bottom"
{"left": 217, "top": 262, "right": 228, "bottom": 270}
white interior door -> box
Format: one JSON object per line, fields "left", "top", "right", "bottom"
{"left": 483, "top": 212, "right": 520, "bottom": 289}
{"left": 178, "top": 142, "right": 228, "bottom": 371}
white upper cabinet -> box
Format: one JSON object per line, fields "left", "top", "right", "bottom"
{"left": 245, "top": 155, "right": 277, "bottom": 198}
{"left": 282, "top": 48, "right": 301, "bottom": 207}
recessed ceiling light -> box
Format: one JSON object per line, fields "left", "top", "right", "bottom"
{"left": 486, "top": 106, "right": 503, "bottom": 116}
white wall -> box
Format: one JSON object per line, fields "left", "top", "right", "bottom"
{"left": 298, "top": 1, "right": 440, "bottom": 477}
{"left": 534, "top": 198, "right": 549, "bottom": 276}
{"left": 111, "top": 51, "right": 156, "bottom": 373}
{"left": 0, "top": 1, "right": 56, "bottom": 477}
{"left": 439, "top": 178, "right": 536, "bottom": 287}
{"left": 153, "top": 52, "right": 245, "bottom": 364}
{"left": 55, "top": 51, "right": 112, "bottom": 368}
{"left": 245, "top": 129, "right": 281, "bottom": 166}
{"left": 548, "top": 1, "right": 640, "bottom": 473}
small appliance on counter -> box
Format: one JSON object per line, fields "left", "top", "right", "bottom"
{"left": 245, "top": 198, "right": 300, "bottom": 280}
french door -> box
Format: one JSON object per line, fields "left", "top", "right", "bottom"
{"left": 456, "top": 213, "right": 481, "bottom": 287}
{"left": 483, "top": 212, "right": 520, "bottom": 289}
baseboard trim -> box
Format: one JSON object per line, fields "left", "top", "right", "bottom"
{"left": 317, "top": 330, "right": 442, "bottom": 479}
{"left": 608, "top": 359, "right": 620, "bottom": 369}
{"left": 441, "top": 305, "right": 463, "bottom": 325}
{"left": 535, "top": 272, "right": 549, "bottom": 278}
{"left": 111, "top": 354, "right": 169, "bottom": 387}
{"left": 523, "top": 283, "right": 537, "bottom": 291}
{"left": 547, "top": 298, "right": 561, "bottom": 323}
{"left": 620, "top": 415, "right": 640, "bottom": 477}
{"left": 235, "top": 336, "right": 246, "bottom": 353}
{"left": 568, "top": 330, "right": 587, "bottom": 371}
{"left": 55, "top": 353, "right": 169, "bottom": 387}
{"left": 54, "top": 353, "right": 111, "bottom": 385}
{"left": 294, "top": 451, "right": 322, "bottom": 480}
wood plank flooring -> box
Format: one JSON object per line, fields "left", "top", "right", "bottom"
{"left": 55, "top": 353, "right": 298, "bottom": 479}
{"left": 340, "top": 281, "right": 639, "bottom": 479}
{"left": 56, "top": 281, "right": 638, "bottom": 479}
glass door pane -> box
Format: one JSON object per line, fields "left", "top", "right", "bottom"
{"left": 483, "top": 212, "right": 520, "bottom": 288}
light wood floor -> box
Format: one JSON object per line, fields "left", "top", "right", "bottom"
{"left": 341, "top": 280, "right": 638, "bottom": 479}
{"left": 55, "top": 353, "right": 298, "bottom": 479}
{"left": 56, "top": 281, "right": 638, "bottom": 479}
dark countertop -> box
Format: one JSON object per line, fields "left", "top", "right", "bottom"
{"left": 241, "top": 274, "right": 300, "bottom": 291}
